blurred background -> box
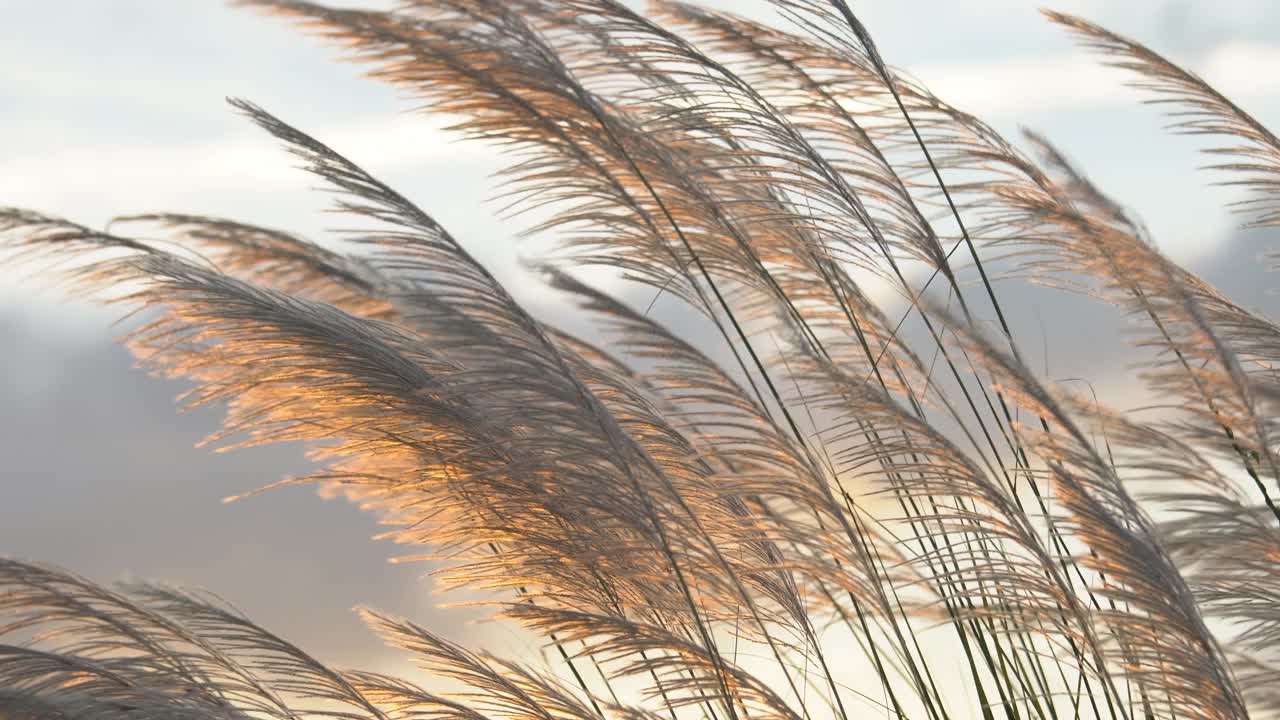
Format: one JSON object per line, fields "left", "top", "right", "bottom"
{"left": 3, "top": 0, "right": 1279, "bottom": 676}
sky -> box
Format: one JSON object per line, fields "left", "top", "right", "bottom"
{"left": 3, "top": 0, "right": 1280, "bottom": 682}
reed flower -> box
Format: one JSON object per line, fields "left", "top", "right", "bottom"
{"left": 4, "top": 3, "right": 1279, "bottom": 720}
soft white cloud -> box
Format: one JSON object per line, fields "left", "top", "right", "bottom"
{"left": 1202, "top": 41, "right": 1280, "bottom": 98}
{"left": 909, "top": 39, "right": 1280, "bottom": 121}
{"left": 0, "top": 112, "right": 500, "bottom": 335}
{"left": 910, "top": 52, "right": 1132, "bottom": 117}
{"left": 1, "top": 115, "right": 473, "bottom": 201}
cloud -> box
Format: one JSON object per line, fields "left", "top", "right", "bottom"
{"left": 910, "top": 40, "right": 1280, "bottom": 120}
{"left": 1201, "top": 41, "right": 1280, "bottom": 98}
{"left": 0, "top": 115, "right": 474, "bottom": 203}
{"left": 911, "top": 53, "right": 1131, "bottom": 117}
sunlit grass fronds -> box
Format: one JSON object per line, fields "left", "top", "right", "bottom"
{"left": 0, "top": 559, "right": 612, "bottom": 720}
{"left": 3, "top": 3, "right": 1280, "bottom": 720}
{"left": 1044, "top": 10, "right": 1280, "bottom": 229}
{"left": 0, "top": 558, "right": 375, "bottom": 720}
{"left": 954, "top": 327, "right": 1247, "bottom": 720}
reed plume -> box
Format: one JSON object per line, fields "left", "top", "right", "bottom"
{"left": 3, "top": 3, "right": 1279, "bottom": 720}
